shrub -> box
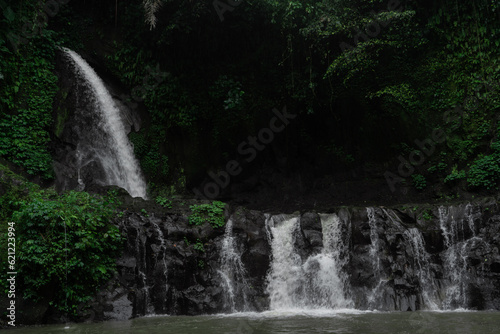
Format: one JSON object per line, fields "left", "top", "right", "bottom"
{"left": 0, "top": 185, "right": 123, "bottom": 317}
{"left": 193, "top": 239, "right": 205, "bottom": 253}
{"left": 188, "top": 201, "right": 226, "bottom": 228}
{"left": 155, "top": 196, "right": 172, "bottom": 208}
{"left": 467, "top": 153, "right": 500, "bottom": 190}
{"left": 444, "top": 165, "right": 466, "bottom": 183}
{"left": 411, "top": 174, "right": 426, "bottom": 190}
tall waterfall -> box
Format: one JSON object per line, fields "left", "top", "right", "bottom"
{"left": 265, "top": 214, "right": 352, "bottom": 310}
{"left": 218, "top": 216, "right": 249, "bottom": 312}
{"left": 62, "top": 48, "right": 147, "bottom": 198}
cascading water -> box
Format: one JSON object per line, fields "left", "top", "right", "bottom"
{"left": 308, "top": 214, "right": 352, "bottom": 308}
{"left": 265, "top": 214, "right": 352, "bottom": 310}
{"left": 366, "top": 207, "right": 386, "bottom": 309}
{"left": 365, "top": 208, "right": 441, "bottom": 310}
{"left": 218, "top": 217, "right": 250, "bottom": 312}
{"left": 265, "top": 215, "right": 303, "bottom": 310}
{"left": 62, "top": 48, "right": 147, "bottom": 198}
{"left": 403, "top": 228, "right": 439, "bottom": 310}
{"left": 438, "top": 204, "right": 481, "bottom": 309}
{"left": 135, "top": 225, "right": 152, "bottom": 315}
{"left": 152, "top": 222, "right": 169, "bottom": 299}
{"left": 103, "top": 202, "right": 500, "bottom": 319}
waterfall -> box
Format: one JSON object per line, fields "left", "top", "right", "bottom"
{"left": 310, "top": 214, "right": 352, "bottom": 308}
{"left": 135, "top": 225, "right": 153, "bottom": 314}
{"left": 403, "top": 228, "right": 439, "bottom": 310}
{"left": 366, "top": 207, "right": 386, "bottom": 309}
{"left": 366, "top": 208, "right": 389, "bottom": 309}
{"left": 266, "top": 215, "right": 303, "bottom": 309}
{"left": 365, "top": 208, "right": 441, "bottom": 310}
{"left": 367, "top": 208, "right": 381, "bottom": 273}
{"left": 438, "top": 204, "right": 480, "bottom": 309}
{"left": 152, "top": 222, "right": 169, "bottom": 299}
{"left": 62, "top": 48, "right": 147, "bottom": 198}
{"left": 265, "top": 214, "right": 352, "bottom": 310}
{"left": 218, "top": 216, "right": 249, "bottom": 312}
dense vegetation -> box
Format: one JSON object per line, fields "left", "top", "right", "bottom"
{"left": 0, "top": 164, "right": 123, "bottom": 318}
{"left": 0, "top": 0, "right": 500, "bottom": 320}
{"left": 0, "top": 0, "right": 499, "bottom": 196}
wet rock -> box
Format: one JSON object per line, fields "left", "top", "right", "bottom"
{"left": 82, "top": 201, "right": 500, "bottom": 321}
{"left": 300, "top": 212, "right": 321, "bottom": 231}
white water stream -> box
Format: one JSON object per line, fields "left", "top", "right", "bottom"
{"left": 63, "top": 48, "right": 147, "bottom": 198}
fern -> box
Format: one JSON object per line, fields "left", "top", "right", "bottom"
{"left": 142, "top": 0, "right": 163, "bottom": 30}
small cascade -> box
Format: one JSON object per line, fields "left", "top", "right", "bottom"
{"left": 75, "top": 149, "right": 85, "bottom": 191}
{"left": 152, "top": 222, "right": 169, "bottom": 299}
{"left": 62, "top": 48, "right": 147, "bottom": 198}
{"left": 131, "top": 221, "right": 170, "bottom": 316}
{"left": 135, "top": 227, "right": 153, "bottom": 315}
{"left": 403, "top": 228, "right": 439, "bottom": 310}
{"left": 106, "top": 203, "right": 500, "bottom": 318}
{"left": 266, "top": 215, "right": 303, "bottom": 309}
{"left": 265, "top": 214, "right": 352, "bottom": 310}
{"left": 438, "top": 204, "right": 481, "bottom": 309}
{"left": 366, "top": 207, "right": 386, "bottom": 308}
{"left": 385, "top": 208, "right": 442, "bottom": 309}
{"left": 218, "top": 217, "right": 249, "bottom": 312}
{"left": 365, "top": 208, "right": 441, "bottom": 310}
{"left": 367, "top": 208, "right": 381, "bottom": 273}
{"left": 307, "top": 214, "right": 352, "bottom": 308}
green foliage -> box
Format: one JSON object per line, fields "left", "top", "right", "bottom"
{"left": 467, "top": 153, "right": 500, "bottom": 190}
{"left": 1, "top": 0, "right": 497, "bottom": 202}
{"left": 188, "top": 201, "right": 226, "bottom": 229}
{"left": 129, "top": 129, "right": 169, "bottom": 181}
{"left": 320, "top": 140, "right": 355, "bottom": 164}
{"left": 193, "top": 239, "right": 205, "bottom": 253}
{"left": 209, "top": 75, "right": 245, "bottom": 111}
{"left": 0, "top": 41, "right": 58, "bottom": 178}
{"left": 444, "top": 166, "right": 466, "bottom": 184}
{"left": 197, "top": 260, "right": 205, "bottom": 269}
{"left": 428, "top": 162, "right": 447, "bottom": 173}
{"left": 411, "top": 174, "right": 426, "bottom": 190}
{"left": 420, "top": 210, "right": 433, "bottom": 221}
{"left": 0, "top": 173, "right": 123, "bottom": 316}
{"left": 447, "top": 137, "right": 477, "bottom": 162}
{"left": 0, "top": 0, "right": 66, "bottom": 179}
{"left": 155, "top": 195, "right": 172, "bottom": 208}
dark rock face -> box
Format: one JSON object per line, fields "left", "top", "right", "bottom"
{"left": 88, "top": 207, "right": 270, "bottom": 321}
{"left": 86, "top": 199, "right": 500, "bottom": 322}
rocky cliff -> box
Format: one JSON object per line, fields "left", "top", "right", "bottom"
{"left": 75, "top": 197, "right": 500, "bottom": 322}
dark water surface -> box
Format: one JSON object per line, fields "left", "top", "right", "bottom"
{"left": 7, "top": 310, "right": 500, "bottom": 334}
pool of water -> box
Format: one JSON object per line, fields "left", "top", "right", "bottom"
{"left": 6, "top": 310, "right": 500, "bottom": 334}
